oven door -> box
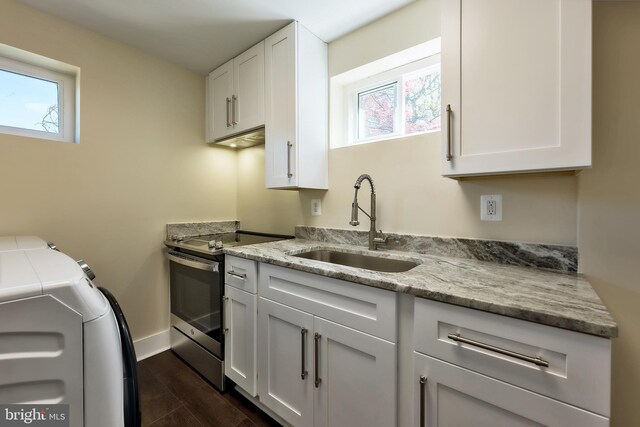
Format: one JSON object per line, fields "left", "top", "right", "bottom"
{"left": 166, "top": 250, "right": 223, "bottom": 358}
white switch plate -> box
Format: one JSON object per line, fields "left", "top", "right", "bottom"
{"left": 311, "top": 199, "right": 322, "bottom": 216}
{"left": 481, "top": 195, "right": 502, "bottom": 221}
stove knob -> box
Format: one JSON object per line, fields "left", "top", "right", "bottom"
{"left": 76, "top": 260, "right": 96, "bottom": 280}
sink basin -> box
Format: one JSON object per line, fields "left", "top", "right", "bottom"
{"left": 293, "top": 249, "right": 419, "bottom": 273}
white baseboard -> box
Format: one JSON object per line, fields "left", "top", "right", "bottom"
{"left": 134, "top": 329, "right": 170, "bottom": 361}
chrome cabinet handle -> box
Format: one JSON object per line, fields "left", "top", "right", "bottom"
{"left": 222, "top": 296, "right": 229, "bottom": 335}
{"left": 287, "top": 141, "right": 293, "bottom": 178}
{"left": 227, "top": 270, "right": 246, "bottom": 280}
{"left": 448, "top": 333, "right": 549, "bottom": 367}
{"left": 314, "top": 333, "right": 321, "bottom": 388}
{"left": 301, "top": 328, "right": 308, "bottom": 380}
{"left": 226, "top": 97, "right": 232, "bottom": 127}
{"left": 419, "top": 376, "right": 427, "bottom": 427}
{"left": 446, "top": 104, "right": 453, "bottom": 161}
{"left": 232, "top": 95, "right": 238, "bottom": 125}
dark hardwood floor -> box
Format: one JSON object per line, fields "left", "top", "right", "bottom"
{"left": 138, "top": 350, "right": 282, "bottom": 427}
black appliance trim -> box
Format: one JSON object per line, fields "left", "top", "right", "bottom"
{"left": 99, "top": 287, "right": 141, "bottom": 427}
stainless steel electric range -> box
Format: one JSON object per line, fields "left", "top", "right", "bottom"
{"left": 164, "top": 230, "right": 293, "bottom": 390}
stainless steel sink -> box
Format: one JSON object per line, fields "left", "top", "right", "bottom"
{"left": 293, "top": 249, "right": 419, "bottom": 273}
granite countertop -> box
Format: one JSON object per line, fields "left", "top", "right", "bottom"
{"left": 224, "top": 238, "right": 618, "bottom": 338}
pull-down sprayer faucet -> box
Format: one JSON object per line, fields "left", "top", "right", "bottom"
{"left": 350, "top": 174, "right": 387, "bottom": 250}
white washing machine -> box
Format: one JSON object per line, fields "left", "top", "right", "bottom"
{"left": 0, "top": 235, "right": 50, "bottom": 251}
{"left": 0, "top": 236, "right": 140, "bottom": 427}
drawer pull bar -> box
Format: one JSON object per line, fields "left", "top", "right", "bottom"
{"left": 419, "top": 375, "right": 427, "bottom": 427}
{"left": 227, "top": 270, "right": 246, "bottom": 280}
{"left": 301, "top": 328, "right": 308, "bottom": 380}
{"left": 447, "top": 333, "right": 549, "bottom": 367}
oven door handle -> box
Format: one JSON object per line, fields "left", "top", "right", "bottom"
{"left": 166, "top": 251, "right": 219, "bottom": 272}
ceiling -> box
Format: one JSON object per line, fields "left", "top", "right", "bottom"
{"left": 17, "top": 0, "right": 415, "bottom": 75}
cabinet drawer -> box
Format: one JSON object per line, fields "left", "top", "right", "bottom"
{"left": 414, "top": 298, "right": 611, "bottom": 416}
{"left": 414, "top": 352, "right": 608, "bottom": 427}
{"left": 259, "top": 263, "right": 396, "bottom": 341}
{"left": 225, "top": 255, "right": 257, "bottom": 293}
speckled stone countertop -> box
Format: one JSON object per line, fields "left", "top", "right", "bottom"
{"left": 225, "top": 239, "right": 618, "bottom": 338}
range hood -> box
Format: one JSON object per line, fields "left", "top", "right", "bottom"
{"left": 210, "top": 127, "right": 265, "bottom": 149}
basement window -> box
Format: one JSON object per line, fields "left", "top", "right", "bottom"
{"left": 330, "top": 38, "right": 441, "bottom": 148}
{"left": 0, "top": 45, "right": 79, "bottom": 143}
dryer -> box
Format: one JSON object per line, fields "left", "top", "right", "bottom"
{"left": 0, "top": 237, "right": 140, "bottom": 427}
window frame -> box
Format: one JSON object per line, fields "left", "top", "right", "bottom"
{"left": 344, "top": 53, "right": 442, "bottom": 147}
{"left": 0, "top": 55, "right": 76, "bottom": 143}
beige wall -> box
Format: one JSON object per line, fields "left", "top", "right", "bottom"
{"left": 298, "top": 0, "right": 578, "bottom": 245}
{"left": 236, "top": 145, "right": 303, "bottom": 235}
{"left": 578, "top": 3, "right": 640, "bottom": 426}
{"left": 0, "top": 0, "right": 237, "bottom": 340}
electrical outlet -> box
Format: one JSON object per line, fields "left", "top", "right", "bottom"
{"left": 311, "top": 199, "right": 322, "bottom": 216}
{"left": 481, "top": 195, "right": 502, "bottom": 221}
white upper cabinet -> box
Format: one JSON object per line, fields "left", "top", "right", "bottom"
{"left": 264, "top": 22, "right": 328, "bottom": 189}
{"left": 441, "top": 0, "right": 592, "bottom": 177}
{"left": 206, "top": 41, "right": 264, "bottom": 142}
{"left": 206, "top": 60, "right": 233, "bottom": 141}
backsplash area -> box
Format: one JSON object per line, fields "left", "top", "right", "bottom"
{"left": 166, "top": 220, "right": 239, "bottom": 239}
{"left": 295, "top": 226, "right": 578, "bottom": 273}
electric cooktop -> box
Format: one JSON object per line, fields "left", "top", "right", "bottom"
{"left": 165, "top": 230, "right": 294, "bottom": 256}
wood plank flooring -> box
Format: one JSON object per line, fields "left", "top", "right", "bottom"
{"left": 138, "top": 350, "right": 282, "bottom": 427}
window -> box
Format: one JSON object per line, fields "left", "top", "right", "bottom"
{"left": 349, "top": 56, "right": 440, "bottom": 145}
{"left": 330, "top": 38, "right": 441, "bottom": 148}
{"left": 0, "top": 47, "right": 78, "bottom": 143}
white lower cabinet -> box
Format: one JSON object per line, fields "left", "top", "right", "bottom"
{"left": 257, "top": 297, "right": 397, "bottom": 427}
{"left": 257, "top": 297, "right": 314, "bottom": 426}
{"left": 222, "top": 258, "right": 611, "bottom": 427}
{"left": 413, "top": 352, "right": 608, "bottom": 427}
{"left": 313, "top": 316, "right": 396, "bottom": 427}
{"left": 224, "top": 284, "right": 257, "bottom": 396}
{"left": 413, "top": 298, "right": 611, "bottom": 426}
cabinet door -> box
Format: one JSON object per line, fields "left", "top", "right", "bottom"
{"left": 224, "top": 285, "right": 257, "bottom": 396}
{"left": 264, "top": 22, "right": 297, "bottom": 188}
{"left": 441, "top": 0, "right": 591, "bottom": 177}
{"left": 233, "top": 41, "right": 265, "bottom": 134}
{"left": 258, "top": 297, "right": 314, "bottom": 427}
{"left": 414, "top": 352, "right": 608, "bottom": 427}
{"left": 208, "top": 59, "right": 234, "bottom": 141}
{"left": 314, "top": 317, "right": 397, "bottom": 427}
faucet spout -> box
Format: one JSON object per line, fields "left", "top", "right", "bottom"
{"left": 349, "top": 174, "right": 386, "bottom": 250}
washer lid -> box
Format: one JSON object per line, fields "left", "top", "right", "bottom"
{"left": 0, "top": 235, "right": 48, "bottom": 252}
{"left": 0, "top": 248, "right": 109, "bottom": 322}
{"left": 0, "top": 251, "right": 42, "bottom": 302}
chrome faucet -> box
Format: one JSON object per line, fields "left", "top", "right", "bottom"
{"left": 349, "top": 174, "right": 387, "bottom": 250}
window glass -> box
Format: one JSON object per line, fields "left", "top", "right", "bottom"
{"left": 358, "top": 83, "right": 397, "bottom": 140}
{"left": 404, "top": 68, "right": 441, "bottom": 135}
{"left": 0, "top": 69, "right": 60, "bottom": 133}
